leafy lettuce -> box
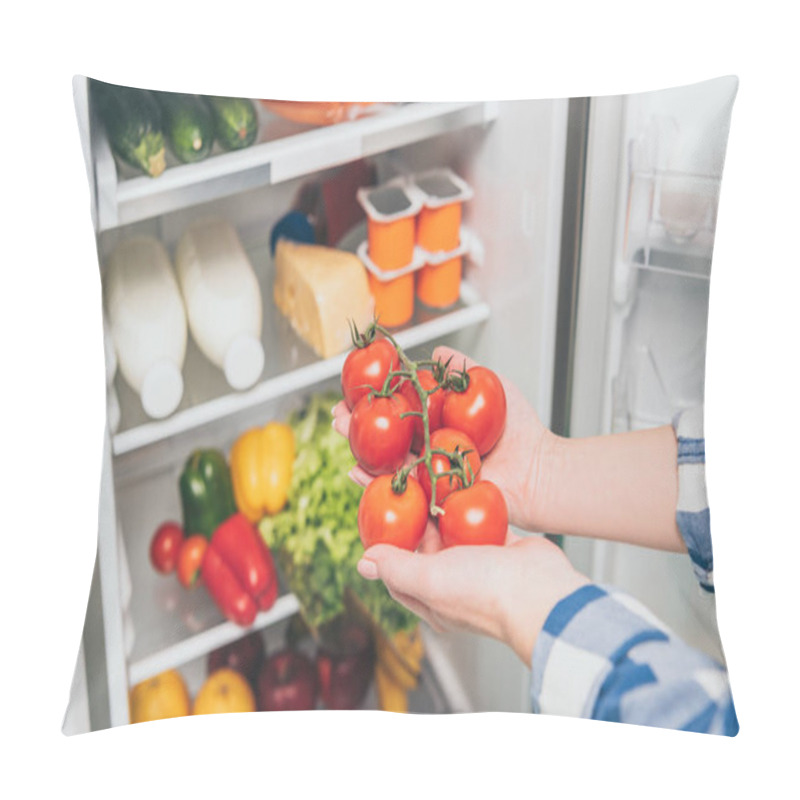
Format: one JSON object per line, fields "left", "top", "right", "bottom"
{"left": 260, "top": 392, "right": 417, "bottom": 635}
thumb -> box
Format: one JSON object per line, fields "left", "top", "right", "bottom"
{"left": 358, "top": 545, "right": 432, "bottom": 599}
{"left": 358, "top": 545, "right": 440, "bottom": 626}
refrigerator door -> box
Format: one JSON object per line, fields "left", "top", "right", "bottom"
{"left": 563, "top": 77, "right": 738, "bottom": 661}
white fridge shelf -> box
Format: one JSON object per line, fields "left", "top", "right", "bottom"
{"left": 128, "top": 594, "right": 300, "bottom": 686}
{"left": 114, "top": 454, "right": 298, "bottom": 686}
{"left": 89, "top": 97, "right": 499, "bottom": 231}
{"left": 156, "top": 622, "right": 468, "bottom": 715}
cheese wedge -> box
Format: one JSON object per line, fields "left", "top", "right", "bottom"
{"left": 274, "top": 240, "right": 375, "bottom": 359}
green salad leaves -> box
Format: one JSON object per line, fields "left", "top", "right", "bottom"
{"left": 260, "top": 392, "right": 418, "bottom": 636}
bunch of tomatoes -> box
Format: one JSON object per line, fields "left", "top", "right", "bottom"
{"left": 341, "top": 322, "right": 509, "bottom": 552}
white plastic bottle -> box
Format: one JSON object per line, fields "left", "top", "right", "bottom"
{"left": 104, "top": 236, "right": 187, "bottom": 420}
{"left": 175, "top": 218, "right": 264, "bottom": 390}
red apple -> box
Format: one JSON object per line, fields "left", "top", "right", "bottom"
{"left": 207, "top": 631, "right": 266, "bottom": 689}
{"left": 257, "top": 649, "right": 317, "bottom": 712}
{"left": 149, "top": 521, "right": 184, "bottom": 574}
{"left": 316, "top": 619, "right": 374, "bottom": 710}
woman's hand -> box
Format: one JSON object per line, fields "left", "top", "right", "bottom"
{"left": 357, "top": 534, "right": 590, "bottom": 666}
{"left": 335, "top": 343, "right": 684, "bottom": 551}
{"left": 431, "top": 346, "right": 550, "bottom": 534}
{"left": 332, "top": 345, "right": 551, "bottom": 533}
{"left": 332, "top": 343, "right": 590, "bottom": 663}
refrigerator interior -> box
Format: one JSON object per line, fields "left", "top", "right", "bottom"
{"left": 74, "top": 88, "right": 573, "bottom": 730}
{"left": 72, "top": 77, "right": 738, "bottom": 732}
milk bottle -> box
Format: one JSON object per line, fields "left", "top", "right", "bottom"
{"left": 104, "top": 236, "right": 187, "bottom": 420}
{"left": 175, "top": 218, "right": 264, "bottom": 390}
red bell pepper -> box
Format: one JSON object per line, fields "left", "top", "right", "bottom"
{"left": 201, "top": 513, "right": 279, "bottom": 627}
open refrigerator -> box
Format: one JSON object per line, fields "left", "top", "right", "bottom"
{"left": 62, "top": 76, "right": 737, "bottom": 733}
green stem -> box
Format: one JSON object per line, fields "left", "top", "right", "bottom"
{"left": 371, "top": 323, "right": 471, "bottom": 517}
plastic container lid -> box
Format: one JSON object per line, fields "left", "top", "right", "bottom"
{"left": 420, "top": 228, "right": 471, "bottom": 264}
{"left": 357, "top": 227, "right": 474, "bottom": 280}
{"left": 140, "top": 359, "right": 184, "bottom": 419}
{"left": 224, "top": 333, "right": 265, "bottom": 390}
{"left": 412, "top": 168, "right": 473, "bottom": 208}
{"left": 356, "top": 240, "right": 427, "bottom": 282}
{"left": 357, "top": 180, "right": 425, "bottom": 223}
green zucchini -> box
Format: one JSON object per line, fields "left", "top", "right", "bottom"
{"left": 153, "top": 91, "right": 214, "bottom": 164}
{"left": 204, "top": 96, "right": 258, "bottom": 151}
{"left": 91, "top": 80, "right": 166, "bottom": 178}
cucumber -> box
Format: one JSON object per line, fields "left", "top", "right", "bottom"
{"left": 153, "top": 91, "right": 214, "bottom": 163}
{"left": 204, "top": 96, "right": 258, "bottom": 151}
{"left": 91, "top": 80, "right": 166, "bottom": 177}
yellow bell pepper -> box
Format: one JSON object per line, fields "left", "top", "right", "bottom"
{"left": 230, "top": 422, "right": 295, "bottom": 522}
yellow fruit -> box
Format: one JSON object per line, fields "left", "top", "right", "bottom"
{"left": 129, "top": 670, "right": 191, "bottom": 724}
{"left": 193, "top": 668, "right": 256, "bottom": 715}
{"left": 374, "top": 625, "right": 424, "bottom": 713}
{"left": 375, "top": 663, "right": 410, "bottom": 713}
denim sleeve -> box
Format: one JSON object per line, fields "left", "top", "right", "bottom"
{"left": 673, "top": 407, "right": 714, "bottom": 592}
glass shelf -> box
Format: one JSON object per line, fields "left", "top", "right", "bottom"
{"left": 83, "top": 92, "right": 499, "bottom": 232}
{"left": 110, "top": 234, "right": 490, "bottom": 460}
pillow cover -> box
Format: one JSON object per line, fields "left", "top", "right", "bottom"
{"left": 62, "top": 76, "right": 738, "bottom": 735}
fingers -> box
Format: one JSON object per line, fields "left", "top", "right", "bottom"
{"left": 332, "top": 400, "right": 350, "bottom": 437}
{"left": 347, "top": 464, "right": 373, "bottom": 487}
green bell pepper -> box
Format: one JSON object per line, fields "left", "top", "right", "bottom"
{"left": 179, "top": 449, "right": 237, "bottom": 540}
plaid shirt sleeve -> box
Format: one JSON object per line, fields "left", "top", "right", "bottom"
{"left": 673, "top": 406, "right": 714, "bottom": 591}
{"left": 529, "top": 408, "right": 737, "bottom": 734}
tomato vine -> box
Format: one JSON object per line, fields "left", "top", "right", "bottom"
{"left": 354, "top": 320, "right": 477, "bottom": 517}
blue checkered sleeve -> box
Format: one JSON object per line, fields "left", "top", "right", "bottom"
{"left": 673, "top": 406, "right": 714, "bottom": 591}
{"left": 531, "top": 584, "right": 738, "bottom": 735}
{"left": 529, "top": 407, "right": 737, "bottom": 734}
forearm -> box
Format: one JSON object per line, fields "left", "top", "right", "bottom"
{"left": 533, "top": 425, "right": 685, "bottom": 552}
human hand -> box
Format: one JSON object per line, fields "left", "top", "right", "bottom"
{"left": 357, "top": 534, "right": 590, "bottom": 666}
{"left": 332, "top": 345, "right": 552, "bottom": 533}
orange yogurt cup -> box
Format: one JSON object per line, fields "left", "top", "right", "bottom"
{"left": 416, "top": 255, "right": 462, "bottom": 309}
{"left": 369, "top": 272, "right": 415, "bottom": 328}
{"left": 357, "top": 182, "right": 423, "bottom": 271}
{"left": 412, "top": 169, "right": 473, "bottom": 254}
{"left": 356, "top": 240, "right": 425, "bottom": 328}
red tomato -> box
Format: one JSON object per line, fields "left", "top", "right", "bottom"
{"left": 357, "top": 475, "right": 428, "bottom": 551}
{"left": 441, "top": 366, "right": 507, "bottom": 455}
{"left": 149, "top": 521, "right": 184, "bottom": 574}
{"left": 341, "top": 339, "right": 400, "bottom": 411}
{"left": 177, "top": 535, "right": 208, "bottom": 588}
{"left": 397, "top": 370, "right": 445, "bottom": 454}
{"left": 348, "top": 393, "right": 414, "bottom": 475}
{"left": 438, "top": 480, "right": 509, "bottom": 547}
{"left": 416, "top": 428, "right": 481, "bottom": 506}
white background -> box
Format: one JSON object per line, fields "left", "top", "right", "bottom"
{"left": 3, "top": 1, "right": 797, "bottom": 797}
